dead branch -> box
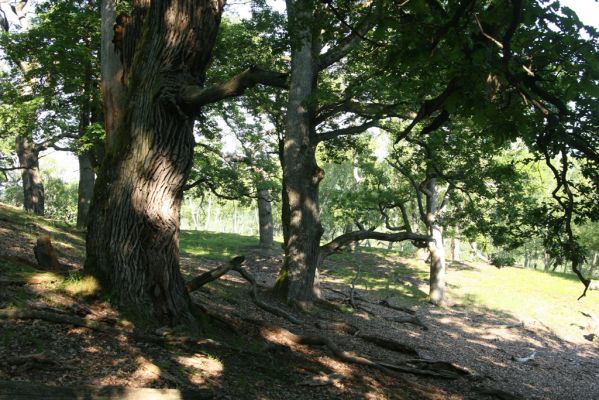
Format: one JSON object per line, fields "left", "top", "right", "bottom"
{"left": 186, "top": 255, "right": 245, "bottom": 292}
{"left": 232, "top": 265, "right": 302, "bottom": 325}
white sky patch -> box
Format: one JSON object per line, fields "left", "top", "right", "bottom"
{"left": 372, "top": 129, "right": 390, "bottom": 161}
{"left": 559, "top": 0, "right": 599, "bottom": 28}
{"left": 39, "top": 149, "right": 79, "bottom": 182}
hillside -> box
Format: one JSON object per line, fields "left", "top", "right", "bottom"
{"left": 0, "top": 203, "right": 597, "bottom": 399}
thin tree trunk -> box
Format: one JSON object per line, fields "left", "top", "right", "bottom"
{"left": 278, "top": 138, "right": 290, "bottom": 247}
{"left": 76, "top": 58, "right": 94, "bottom": 229}
{"left": 257, "top": 188, "right": 274, "bottom": 248}
{"left": 15, "top": 136, "right": 45, "bottom": 216}
{"left": 85, "top": 0, "right": 224, "bottom": 329}
{"left": 204, "top": 195, "right": 212, "bottom": 231}
{"left": 76, "top": 153, "right": 95, "bottom": 229}
{"left": 425, "top": 176, "right": 446, "bottom": 306}
{"left": 451, "top": 227, "right": 461, "bottom": 262}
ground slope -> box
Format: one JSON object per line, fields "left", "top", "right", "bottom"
{"left": 0, "top": 203, "right": 597, "bottom": 399}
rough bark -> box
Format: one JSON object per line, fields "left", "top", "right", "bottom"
{"left": 257, "top": 188, "right": 274, "bottom": 248}
{"left": 15, "top": 136, "right": 45, "bottom": 216}
{"left": 85, "top": 0, "right": 225, "bottom": 329}
{"left": 425, "top": 177, "right": 446, "bottom": 306}
{"left": 274, "top": 0, "right": 324, "bottom": 306}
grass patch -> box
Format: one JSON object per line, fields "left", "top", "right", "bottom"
{"left": 180, "top": 230, "right": 263, "bottom": 261}
{"left": 60, "top": 272, "right": 100, "bottom": 298}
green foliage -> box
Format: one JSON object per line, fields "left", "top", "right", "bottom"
{"left": 489, "top": 252, "right": 516, "bottom": 269}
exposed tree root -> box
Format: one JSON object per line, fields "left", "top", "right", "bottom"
{"left": 231, "top": 264, "right": 302, "bottom": 325}
{"left": 186, "top": 256, "right": 302, "bottom": 325}
{"left": 239, "top": 316, "right": 470, "bottom": 381}
{"left": 378, "top": 299, "right": 417, "bottom": 315}
{"left": 357, "top": 334, "right": 420, "bottom": 356}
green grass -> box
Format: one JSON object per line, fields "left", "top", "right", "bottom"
{"left": 325, "top": 247, "right": 599, "bottom": 340}
{"left": 446, "top": 263, "right": 599, "bottom": 340}
{"left": 2, "top": 203, "right": 596, "bottom": 342}
{"left": 180, "top": 230, "right": 265, "bottom": 261}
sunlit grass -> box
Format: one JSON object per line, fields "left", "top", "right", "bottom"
{"left": 61, "top": 272, "right": 100, "bottom": 297}
{"left": 446, "top": 264, "right": 599, "bottom": 341}
{"left": 180, "top": 230, "right": 265, "bottom": 261}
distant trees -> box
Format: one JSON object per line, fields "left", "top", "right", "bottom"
{"left": 0, "top": 0, "right": 101, "bottom": 226}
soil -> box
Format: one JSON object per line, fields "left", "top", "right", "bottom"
{"left": 0, "top": 215, "right": 598, "bottom": 399}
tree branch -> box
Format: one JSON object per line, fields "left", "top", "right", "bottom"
{"left": 317, "top": 0, "right": 383, "bottom": 70}
{"left": 320, "top": 230, "right": 431, "bottom": 259}
{"left": 316, "top": 120, "right": 379, "bottom": 143}
{"left": 179, "top": 67, "right": 288, "bottom": 112}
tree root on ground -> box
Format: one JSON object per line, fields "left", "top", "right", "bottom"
{"left": 186, "top": 255, "right": 302, "bottom": 325}
{"left": 0, "top": 307, "right": 240, "bottom": 353}
{"left": 238, "top": 315, "right": 470, "bottom": 381}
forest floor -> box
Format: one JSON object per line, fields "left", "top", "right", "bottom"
{"left": 0, "top": 203, "right": 598, "bottom": 399}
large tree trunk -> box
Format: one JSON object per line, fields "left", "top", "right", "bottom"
{"left": 257, "top": 188, "right": 274, "bottom": 248}
{"left": 85, "top": 0, "right": 224, "bottom": 329}
{"left": 274, "top": 0, "right": 323, "bottom": 306}
{"left": 15, "top": 136, "right": 44, "bottom": 215}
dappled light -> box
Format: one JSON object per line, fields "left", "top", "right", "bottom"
{"left": 1, "top": 0, "right": 599, "bottom": 397}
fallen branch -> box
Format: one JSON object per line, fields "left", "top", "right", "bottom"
{"left": 186, "top": 255, "right": 245, "bottom": 292}
{"left": 232, "top": 265, "right": 302, "bottom": 325}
